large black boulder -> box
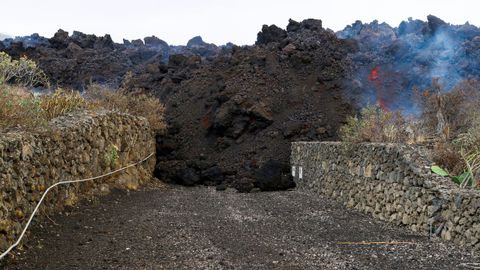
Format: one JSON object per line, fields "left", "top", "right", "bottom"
{"left": 256, "top": 24, "right": 287, "bottom": 45}
{"left": 255, "top": 160, "right": 295, "bottom": 191}
{"left": 427, "top": 15, "right": 448, "bottom": 33}
{"left": 93, "top": 34, "right": 115, "bottom": 50}
{"left": 156, "top": 136, "right": 178, "bottom": 157}
{"left": 233, "top": 177, "right": 255, "bottom": 193}
{"left": 287, "top": 18, "right": 323, "bottom": 33}
{"left": 211, "top": 101, "right": 273, "bottom": 139}
{"left": 201, "top": 166, "right": 224, "bottom": 186}
{"left": 71, "top": 31, "right": 97, "bottom": 48}
{"left": 187, "top": 36, "right": 207, "bottom": 48}
{"left": 144, "top": 36, "right": 169, "bottom": 49}
{"left": 49, "top": 29, "right": 69, "bottom": 49}
{"left": 131, "top": 39, "right": 144, "bottom": 46}
{"left": 169, "top": 54, "right": 188, "bottom": 67}
{"left": 154, "top": 160, "right": 201, "bottom": 186}
{"left": 178, "top": 167, "right": 201, "bottom": 186}
{"left": 286, "top": 19, "right": 302, "bottom": 32}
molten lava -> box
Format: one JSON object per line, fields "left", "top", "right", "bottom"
{"left": 368, "top": 66, "right": 388, "bottom": 111}
{"left": 368, "top": 66, "right": 379, "bottom": 81}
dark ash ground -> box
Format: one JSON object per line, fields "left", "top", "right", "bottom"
{"left": 3, "top": 186, "right": 478, "bottom": 270}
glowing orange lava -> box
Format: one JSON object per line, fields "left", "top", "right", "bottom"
{"left": 368, "top": 66, "right": 388, "bottom": 111}
{"left": 368, "top": 67, "right": 379, "bottom": 81}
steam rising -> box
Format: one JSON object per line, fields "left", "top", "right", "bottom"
{"left": 338, "top": 16, "right": 480, "bottom": 113}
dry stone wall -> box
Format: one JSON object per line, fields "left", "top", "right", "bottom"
{"left": 291, "top": 142, "right": 480, "bottom": 250}
{"left": 0, "top": 110, "right": 155, "bottom": 250}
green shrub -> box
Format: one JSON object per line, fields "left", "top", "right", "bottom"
{"left": 339, "top": 105, "right": 408, "bottom": 143}
{"left": 0, "top": 85, "right": 46, "bottom": 131}
{"left": 0, "top": 86, "right": 88, "bottom": 131}
{"left": 0, "top": 83, "right": 167, "bottom": 132}
{"left": 0, "top": 52, "right": 49, "bottom": 87}
{"left": 85, "top": 84, "right": 166, "bottom": 133}
{"left": 40, "top": 89, "right": 86, "bottom": 120}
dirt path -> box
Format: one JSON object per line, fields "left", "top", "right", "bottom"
{"left": 2, "top": 186, "right": 478, "bottom": 269}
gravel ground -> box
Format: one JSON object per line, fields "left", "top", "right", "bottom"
{"left": 2, "top": 185, "right": 478, "bottom": 269}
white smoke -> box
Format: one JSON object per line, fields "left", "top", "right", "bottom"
{"left": 0, "top": 33, "right": 11, "bottom": 41}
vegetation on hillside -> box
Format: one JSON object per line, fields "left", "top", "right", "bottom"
{"left": 339, "top": 79, "right": 480, "bottom": 188}
{"left": 85, "top": 84, "right": 166, "bottom": 132}
{"left": 338, "top": 105, "right": 409, "bottom": 143}
{"left": 0, "top": 52, "right": 166, "bottom": 133}
{"left": 0, "top": 52, "right": 49, "bottom": 87}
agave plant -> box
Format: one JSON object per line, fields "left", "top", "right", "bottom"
{"left": 454, "top": 146, "right": 480, "bottom": 188}
{"left": 454, "top": 113, "right": 480, "bottom": 188}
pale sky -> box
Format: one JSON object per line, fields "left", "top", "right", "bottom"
{"left": 1, "top": 0, "right": 478, "bottom": 45}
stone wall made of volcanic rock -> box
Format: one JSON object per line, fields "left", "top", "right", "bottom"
{"left": 291, "top": 142, "right": 480, "bottom": 250}
{"left": 0, "top": 110, "right": 155, "bottom": 250}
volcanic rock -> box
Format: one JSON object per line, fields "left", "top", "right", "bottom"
{"left": 65, "top": 42, "right": 83, "bottom": 57}
{"left": 144, "top": 36, "right": 169, "bottom": 48}
{"left": 232, "top": 177, "right": 255, "bottom": 193}
{"left": 2, "top": 19, "right": 359, "bottom": 191}
{"left": 156, "top": 137, "right": 178, "bottom": 157}
{"left": 179, "top": 167, "right": 201, "bottom": 186}
{"left": 70, "top": 31, "right": 96, "bottom": 48}
{"left": 294, "top": 19, "right": 323, "bottom": 32}
{"left": 124, "top": 19, "right": 353, "bottom": 190}
{"left": 256, "top": 24, "right": 287, "bottom": 45}
{"left": 155, "top": 160, "right": 202, "bottom": 186}
{"left": 282, "top": 43, "right": 296, "bottom": 54}
{"left": 187, "top": 36, "right": 207, "bottom": 48}
{"left": 255, "top": 159, "right": 295, "bottom": 191}
{"left": 427, "top": 15, "right": 448, "bottom": 33}
{"left": 337, "top": 15, "right": 480, "bottom": 110}
{"left": 211, "top": 100, "right": 273, "bottom": 139}
{"left": 183, "top": 36, "right": 219, "bottom": 58}
{"left": 286, "top": 19, "right": 302, "bottom": 32}
{"left": 131, "top": 39, "right": 144, "bottom": 46}
{"left": 201, "top": 166, "right": 224, "bottom": 185}
{"left": 49, "top": 29, "right": 69, "bottom": 49}
{"left": 4, "top": 16, "right": 480, "bottom": 192}
{"left": 1, "top": 29, "right": 221, "bottom": 89}
{"left": 93, "top": 34, "right": 115, "bottom": 50}
{"left": 282, "top": 122, "right": 305, "bottom": 139}
{"left": 215, "top": 183, "right": 227, "bottom": 191}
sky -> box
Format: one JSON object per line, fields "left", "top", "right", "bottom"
{"left": 1, "top": 0, "right": 479, "bottom": 45}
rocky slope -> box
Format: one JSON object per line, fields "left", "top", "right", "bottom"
{"left": 1, "top": 19, "right": 354, "bottom": 191}
{"left": 0, "top": 31, "right": 223, "bottom": 89}
{"left": 125, "top": 19, "right": 354, "bottom": 191}
{"left": 3, "top": 15, "right": 480, "bottom": 191}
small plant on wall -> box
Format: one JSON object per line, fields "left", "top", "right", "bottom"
{"left": 104, "top": 144, "right": 119, "bottom": 168}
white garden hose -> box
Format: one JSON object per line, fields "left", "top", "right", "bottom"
{"left": 0, "top": 152, "right": 155, "bottom": 261}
